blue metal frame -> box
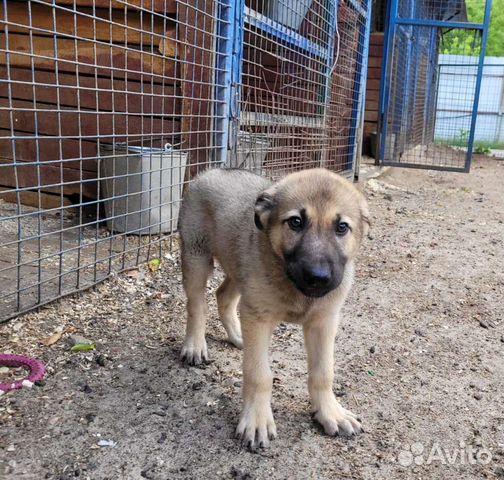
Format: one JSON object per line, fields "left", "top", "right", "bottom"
{"left": 347, "top": 0, "right": 372, "bottom": 172}
{"left": 229, "top": 0, "right": 245, "bottom": 149}
{"left": 378, "top": 0, "right": 399, "bottom": 160}
{"left": 213, "top": 0, "right": 237, "bottom": 165}
{"left": 464, "top": 0, "right": 493, "bottom": 171}
{"left": 395, "top": 18, "right": 484, "bottom": 30}
{"left": 347, "top": 0, "right": 367, "bottom": 18}
{"left": 243, "top": 6, "right": 329, "bottom": 60}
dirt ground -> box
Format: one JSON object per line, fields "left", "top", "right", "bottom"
{"left": 1, "top": 156, "right": 503, "bottom": 480}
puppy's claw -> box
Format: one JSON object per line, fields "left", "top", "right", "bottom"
{"left": 235, "top": 405, "right": 276, "bottom": 450}
{"left": 180, "top": 337, "right": 208, "bottom": 366}
{"left": 312, "top": 401, "right": 362, "bottom": 437}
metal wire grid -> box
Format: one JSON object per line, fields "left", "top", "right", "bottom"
{"left": 437, "top": 60, "right": 504, "bottom": 151}
{"left": 380, "top": 0, "right": 491, "bottom": 171}
{"left": 0, "top": 0, "right": 371, "bottom": 322}
{"left": 231, "top": 0, "right": 369, "bottom": 178}
{"left": 0, "top": 0, "right": 227, "bottom": 321}
{"left": 385, "top": 26, "right": 482, "bottom": 169}
{"left": 398, "top": 0, "right": 468, "bottom": 22}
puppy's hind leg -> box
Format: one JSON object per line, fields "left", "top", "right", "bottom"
{"left": 216, "top": 276, "right": 243, "bottom": 349}
{"left": 181, "top": 250, "right": 213, "bottom": 365}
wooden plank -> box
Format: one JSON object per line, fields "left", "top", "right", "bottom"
{"left": 0, "top": 186, "right": 72, "bottom": 208}
{"left": 39, "top": 0, "right": 177, "bottom": 14}
{"left": 366, "top": 66, "right": 382, "bottom": 80}
{"left": 0, "top": 33, "right": 176, "bottom": 82}
{"left": 369, "top": 45, "right": 384, "bottom": 57}
{"left": 366, "top": 89, "right": 380, "bottom": 101}
{"left": 366, "top": 79, "right": 381, "bottom": 90}
{"left": 368, "top": 56, "right": 383, "bottom": 68}
{"left": 0, "top": 67, "right": 180, "bottom": 115}
{"left": 1, "top": 3, "right": 176, "bottom": 56}
{"left": 0, "top": 98, "right": 180, "bottom": 141}
{"left": 0, "top": 129, "right": 98, "bottom": 171}
{"left": 370, "top": 33, "right": 384, "bottom": 46}
{"left": 0, "top": 158, "right": 97, "bottom": 197}
{"left": 365, "top": 98, "right": 379, "bottom": 111}
{"left": 178, "top": 1, "right": 215, "bottom": 177}
{"left": 364, "top": 110, "right": 378, "bottom": 122}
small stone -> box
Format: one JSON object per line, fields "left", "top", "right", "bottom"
{"left": 96, "top": 355, "right": 106, "bottom": 367}
{"left": 141, "top": 468, "right": 154, "bottom": 479}
{"left": 35, "top": 379, "right": 46, "bottom": 387}
{"left": 230, "top": 466, "right": 253, "bottom": 480}
{"left": 97, "top": 439, "right": 116, "bottom": 447}
{"left": 152, "top": 410, "right": 167, "bottom": 417}
{"left": 85, "top": 413, "right": 96, "bottom": 424}
{"left": 473, "top": 392, "right": 483, "bottom": 400}
{"left": 69, "top": 334, "right": 93, "bottom": 346}
{"left": 335, "top": 389, "right": 347, "bottom": 397}
{"left": 383, "top": 193, "right": 393, "bottom": 201}
{"left": 157, "top": 432, "right": 167, "bottom": 444}
{"left": 478, "top": 319, "right": 495, "bottom": 329}
{"left": 192, "top": 381, "right": 204, "bottom": 391}
{"left": 369, "top": 346, "right": 376, "bottom": 354}
{"left": 494, "top": 466, "right": 504, "bottom": 479}
{"left": 415, "top": 328, "right": 427, "bottom": 337}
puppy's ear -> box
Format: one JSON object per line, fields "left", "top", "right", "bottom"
{"left": 254, "top": 187, "right": 276, "bottom": 231}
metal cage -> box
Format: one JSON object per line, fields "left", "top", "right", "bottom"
{"left": 378, "top": 0, "right": 493, "bottom": 172}
{"left": 0, "top": 0, "right": 371, "bottom": 321}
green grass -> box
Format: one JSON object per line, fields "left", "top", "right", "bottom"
{"left": 435, "top": 138, "right": 504, "bottom": 151}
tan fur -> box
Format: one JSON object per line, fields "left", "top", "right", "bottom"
{"left": 178, "top": 168, "right": 369, "bottom": 448}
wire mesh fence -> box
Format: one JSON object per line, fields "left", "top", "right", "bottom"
{"left": 0, "top": 0, "right": 371, "bottom": 322}
{"left": 436, "top": 57, "right": 504, "bottom": 154}
{"left": 230, "top": 0, "right": 370, "bottom": 177}
{"left": 380, "top": 0, "right": 493, "bottom": 171}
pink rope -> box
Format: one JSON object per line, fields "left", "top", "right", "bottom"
{"left": 0, "top": 354, "right": 46, "bottom": 394}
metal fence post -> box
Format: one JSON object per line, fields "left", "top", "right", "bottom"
{"left": 465, "top": 0, "right": 493, "bottom": 172}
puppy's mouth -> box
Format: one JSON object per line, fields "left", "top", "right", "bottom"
{"left": 296, "top": 284, "right": 334, "bottom": 298}
{"left": 284, "top": 268, "right": 338, "bottom": 298}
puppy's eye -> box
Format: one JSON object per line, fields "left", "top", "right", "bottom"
{"left": 335, "top": 221, "right": 350, "bottom": 236}
{"left": 287, "top": 216, "right": 304, "bottom": 231}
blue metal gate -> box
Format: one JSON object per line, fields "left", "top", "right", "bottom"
{"left": 379, "top": 0, "right": 493, "bottom": 172}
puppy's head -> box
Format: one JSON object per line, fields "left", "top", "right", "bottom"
{"left": 255, "top": 168, "right": 369, "bottom": 298}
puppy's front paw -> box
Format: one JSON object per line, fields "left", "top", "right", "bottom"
{"left": 235, "top": 401, "right": 277, "bottom": 449}
{"left": 313, "top": 398, "right": 362, "bottom": 437}
{"left": 180, "top": 336, "right": 208, "bottom": 365}
{"left": 227, "top": 332, "right": 243, "bottom": 350}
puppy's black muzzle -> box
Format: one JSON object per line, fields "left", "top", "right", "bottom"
{"left": 285, "top": 259, "right": 345, "bottom": 298}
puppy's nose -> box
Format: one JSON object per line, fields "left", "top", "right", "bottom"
{"left": 303, "top": 265, "right": 331, "bottom": 286}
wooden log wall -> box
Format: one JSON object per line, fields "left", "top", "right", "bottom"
{"left": 362, "top": 32, "right": 384, "bottom": 157}
{"left": 0, "top": 0, "right": 216, "bottom": 207}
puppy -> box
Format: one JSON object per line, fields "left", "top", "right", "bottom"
{"left": 178, "top": 168, "right": 369, "bottom": 448}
